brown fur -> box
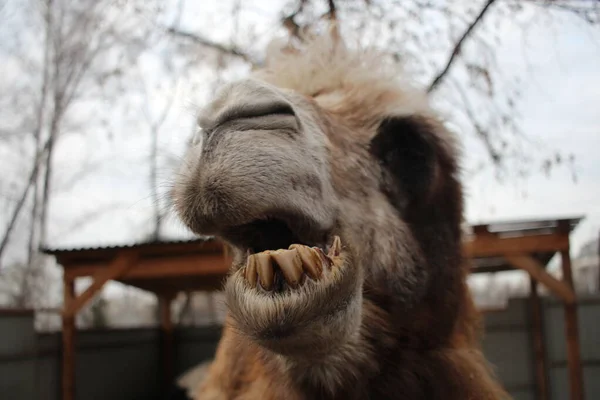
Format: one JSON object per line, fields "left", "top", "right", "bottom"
{"left": 172, "top": 36, "right": 509, "bottom": 399}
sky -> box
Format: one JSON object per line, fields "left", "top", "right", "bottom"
{"left": 2, "top": 1, "right": 599, "bottom": 267}
{"left": 60, "top": 4, "right": 600, "bottom": 252}
{"left": 462, "top": 11, "right": 600, "bottom": 253}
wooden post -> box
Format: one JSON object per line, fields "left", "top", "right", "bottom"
{"left": 529, "top": 278, "right": 549, "bottom": 400}
{"left": 62, "top": 277, "right": 75, "bottom": 400}
{"left": 561, "top": 249, "right": 584, "bottom": 400}
{"left": 63, "top": 251, "right": 138, "bottom": 318}
{"left": 159, "top": 293, "right": 175, "bottom": 393}
{"left": 505, "top": 254, "right": 575, "bottom": 304}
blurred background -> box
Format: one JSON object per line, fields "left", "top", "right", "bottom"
{"left": 0, "top": 0, "right": 599, "bottom": 399}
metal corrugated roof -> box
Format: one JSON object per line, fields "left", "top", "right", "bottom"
{"left": 465, "top": 215, "right": 583, "bottom": 236}
{"left": 41, "top": 237, "right": 215, "bottom": 255}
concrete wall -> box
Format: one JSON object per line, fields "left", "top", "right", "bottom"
{"left": 1, "top": 296, "right": 599, "bottom": 400}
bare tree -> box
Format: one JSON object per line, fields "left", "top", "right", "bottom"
{"left": 0, "top": 0, "right": 161, "bottom": 305}
{"left": 1, "top": 0, "right": 598, "bottom": 316}
{"left": 165, "top": 0, "right": 598, "bottom": 181}
{"left": 138, "top": 70, "right": 177, "bottom": 240}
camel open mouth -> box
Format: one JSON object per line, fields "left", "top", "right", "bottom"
{"left": 217, "top": 212, "right": 338, "bottom": 292}
{"left": 220, "top": 212, "right": 333, "bottom": 254}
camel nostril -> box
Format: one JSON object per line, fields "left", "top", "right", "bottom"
{"left": 214, "top": 101, "right": 296, "bottom": 128}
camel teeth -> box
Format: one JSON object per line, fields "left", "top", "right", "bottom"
{"left": 290, "top": 245, "right": 323, "bottom": 279}
{"left": 245, "top": 255, "right": 258, "bottom": 288}
{"left": 313, "top": 247, "right": 332, "bottom": 269}
{"left": 272, "top": 249, "right": 303, "bottom": 287}
{"left": 255, "top": 252, "right": 274, "bottom": 290}
{"left": 328, "top": 236, "right": 342, "bottom": 258}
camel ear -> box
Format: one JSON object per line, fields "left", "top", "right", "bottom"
{"left": 370, "top": 116, "right": 446, "bottom": 213}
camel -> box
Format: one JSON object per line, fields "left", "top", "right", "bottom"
{"left": 171, "top": 35, "right": 508, "bottom": 400}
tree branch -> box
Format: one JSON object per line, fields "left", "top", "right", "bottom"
{"left": 0, "top": 139, "right": 52, "bottom": 266}
{"left": 282, "top": 0, "right": 309, "bottom": 39}
{"left": 166, "top": 27, "right": 254, "bottom": 64}
{"left": 427, "top": 0, "right": 498, "bottom": 93}
{"left": 327, "top": 0, "right": 337, "bottom": 21}
{"left": 523, "top": 0, "right": 600, "bottom": 24}
{"left": 326, "top": 0, "right": 341, "bottom": 41}
{"left": 450, "top": 77, "right": 502, "bottom": 165}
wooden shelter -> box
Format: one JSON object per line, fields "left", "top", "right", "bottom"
{"left": 466, "top": 216, "right": 584, "bottom": 400}
{"left": 45, "top": 239, "right": 232, "bottom": 400}
{"left": 44, "top": 216, "right": 584, "bottom": 400}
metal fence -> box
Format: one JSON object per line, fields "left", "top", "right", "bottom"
{"left": 1, "top": 295, "right": 599, "bottom": 400}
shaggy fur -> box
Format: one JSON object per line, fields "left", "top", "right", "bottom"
{"left": 172, "top": 35, "right": 508, "bottom": 400}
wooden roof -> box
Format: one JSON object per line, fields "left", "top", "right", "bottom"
{"left": 44, "top": 238, "right": 231, "bottom": 294}
{"left": 466, "top": 216, "right": 582, "bottom": 274}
